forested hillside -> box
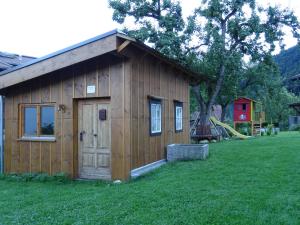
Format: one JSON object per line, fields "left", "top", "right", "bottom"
{"left": 274, "top": 45, "right": 300, "bottom": 77}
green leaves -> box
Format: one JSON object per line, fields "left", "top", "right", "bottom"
{"left": 109, "top": 0, "right": 186, "bottom": 60}
{"left": 109, "top": 0, "right": 300, "bottom": 124}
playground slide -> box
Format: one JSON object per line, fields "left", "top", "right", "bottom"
{"left": 210, "top": 117, "right": 250, "bottom": 139}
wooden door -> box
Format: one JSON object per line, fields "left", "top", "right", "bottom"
{"left": 78, "top": 99, "right": 111, "bottom": 179}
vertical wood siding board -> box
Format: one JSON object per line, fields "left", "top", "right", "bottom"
{"left": 183, "top": 76, "right": 186, "bottom": 143}
{"left": 174, "top": 74, "right": 178, "bottom": 143}
{"left": 97, "top": 63, "right": 100, "bottom": 96}
{"left": 63, "top": 118, "right": 73, "bottom": 176}
{"left": 109, "top": 64, "right": 111, "bottom": 97}
{"left": 84, "top": 66, "right": 87, "bottom": 98}
{"left": 61, "top": 78, "right": 63, "bottom": 172}
{"left": 72, "top": 69, "right": 76, "bottom": 98}
{"left": 4, "top": 96, "right": 12, "bottom": 172}
{"left": 35, "top": 80, "right": 42, "bottom": 173}
{"left": 183, "top": 76, "right": 186, "bottom": 142}
{"left": 137, "top": 61, "right": 140, "bottom": 166}
{"left": 110, "top": 62, "right": 125, "bottom": 179}
{"left": 178, "top": 75, "right": 181, "bottom": 142}
{"left": 183, "top": 76, "right": 187, "bottom": 143}
{"left": 86, "top": 61, "right": 97, "bottom": 98}
{"left": 169, "top": 69, "right": 174, "bottom": 144}
{"left": 41, "top": 143, "right": 50, "bottom": 174}
{"left": 21, "top": 84, "right": 31, "bottom": 172}
{"left": 61, "top": 73, "right": 74, "bottom": 175}
{"left": 96, "top": 63, "right": 99, "bottom": 97}
{"left": 146, "top": 59, "right": 151, "bottom": 164}
{"left": 124, "top": 59, "right": 131, "bottom": 177}
{"left": 160, "top": 64, "right": 166, "bottom": 160}
{"left": 74, "top": 65, "right": 85, "bottom": 98}
{"left": 72, "top": 100, "right": 78, "bottom": 178}
{"left": 41, "top": 76, "right": 51, "bottom": 103}
{"left": 149, "top": 59, "right": 155, "bottom": 163}
{"left": 137, "top": 59, "right": 145, "bottom": 167}
{"left": 11, "top": 95, "right": 20, "bottom": 172}
{"left": 142, "top": 58, "right": 149, "bottom": 164}
{"left": 158, "top": 62, "right": 162, "bottom": 160}
{"left": 98, "top": 62, "right": 110, "bottom": 97}
{"left": 154, "top": 59, "right": 164, "bottom": 161}
{"left": 47, "top": 75, "right": 52, "bottom": 175}
{"left": 142, "top": 59, "right": 146, "bottom": 166}
{"left": 29, "top": 87, "right": 32, "bottom": 173}
{"left": 131, "top": 62, "right": 138, "bottom": 169}
{"left": 31, "top": 142, "right": 40, "bottom": 173}
{"left": 50, "top": 76, "right": 62, "bottom": 174}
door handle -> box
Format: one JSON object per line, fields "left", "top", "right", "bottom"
{"left": 80, "top": 131, "right": 85, "bottom": 141}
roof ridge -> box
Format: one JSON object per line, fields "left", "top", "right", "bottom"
{"left": 0, "top": 29, "right": 119, "bottom": 76}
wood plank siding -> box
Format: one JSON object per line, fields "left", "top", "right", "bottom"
{"left": 4, "top": 54, "right": 131, "bottom": 179}
{"left": 3, "top": 41, "right": 191, "bottom": 180}
{"left": 125, "top": 47, "right": 190, "bottom": 170}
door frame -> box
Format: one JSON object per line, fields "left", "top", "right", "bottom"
{"left": 74, "top": 97, "right": 111, "bottom": 179}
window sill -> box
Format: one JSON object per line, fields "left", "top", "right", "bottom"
{"left": 175, "top": 129, "right": 183, "bottom": 133}
{"left": 17, "top": 136, "right": 56, "bottom": 142}
{"left": 150, "top": 131, "right": 162, "bottom": 136}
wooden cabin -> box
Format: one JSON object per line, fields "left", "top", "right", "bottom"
{"left": 0, "top": 30, "right": 205, "bottom": 180}
{"left": 289, "top": 103, "right": 300, "bottom": 130}
{"left": 233, "top": 97, "right": 265, "bottom": 135}
{"left": 0, "top": 52, "right": 35, "bottom": 173}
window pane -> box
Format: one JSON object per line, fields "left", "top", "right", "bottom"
{"left": 175, "top": 106, "right": 183, "bottom": 131}
{"left": 24, "top": 107, "right": 37, "bottom": 136}
{"left": 150, "top": 102, "right": 161, "bottom": 133}
{"left": 41, "top": 106, "right": 55, "bottom": 135}
{"left": 242, "top": 104, "right": 247, "bottom": 112}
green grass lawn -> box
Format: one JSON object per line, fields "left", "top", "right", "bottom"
{"left": 1, "top": 132, "right": 300, "bottom": 225}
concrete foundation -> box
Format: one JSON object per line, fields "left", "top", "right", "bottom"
{"left": 167, "top": 144, "right": 209, "bottom": 162}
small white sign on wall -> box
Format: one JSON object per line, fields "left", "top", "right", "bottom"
{"left": 87, "top": 85, "right": 96, "bottom": 94}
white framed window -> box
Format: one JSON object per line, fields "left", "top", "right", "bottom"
{"left": 174, "top": 101, "right": 183, "bottom": 132}
{"left": 19, "top": 104, "right": 55, "bottom": 141}
{"left": 149, "top": 98, "right": 162, "bottom": 135}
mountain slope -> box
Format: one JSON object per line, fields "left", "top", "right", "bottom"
{"left": 274, "top": 45, "right": 300, "bottom": 77}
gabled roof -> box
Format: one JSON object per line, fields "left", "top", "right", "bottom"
{"left": 0, "top": 52, "right": 35, "bottom": 72}
{"left": 235, "top": 97, "right": 261, "bottom": 104}
{"left": 0, "top": 29, "right": 207, "bottom": 90}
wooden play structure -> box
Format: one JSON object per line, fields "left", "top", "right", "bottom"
{"left": 233, "top": 97, "right": 265, "bottom": 136}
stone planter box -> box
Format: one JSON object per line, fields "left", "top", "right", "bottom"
{"left": 167, "top": 144, "right": 209, "bottom": 162}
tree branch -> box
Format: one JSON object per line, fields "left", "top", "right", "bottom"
{"left": 191, "top": 85, "right": 206, "bottom": 111}
{"left": 224, "top": 8, "right": 237, "bottom": 22}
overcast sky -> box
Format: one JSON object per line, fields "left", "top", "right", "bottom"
{"left": 0, "top": 0, "right": 299, "bottom": 57}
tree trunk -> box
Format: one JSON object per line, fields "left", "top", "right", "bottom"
{"left": 196, "top": 108, "right": 212, "bottom": 136}
{"left": 221, "top": 104, "right": 229, "bottom": 122}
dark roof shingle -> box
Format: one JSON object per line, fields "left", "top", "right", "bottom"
{"left": 0, "top": 52, "right": 35, "bottom": 72}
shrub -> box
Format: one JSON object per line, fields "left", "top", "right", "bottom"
{"left": 0, "top": 172, "right": 70, "bottom": 183}
{"left": 291, "top": 125, "right": 300, "bottom": 132}
{"left": 32, "top": 173, "right": 50, "bottom": 182}
{"left": 267, "top": 124, "right": 274, "bottom": 136}
{"left": 236, "top": 123, "right": 251, "bottom": 136}
{"left": 53, "top": 172, "right": 70, "bottom": 183}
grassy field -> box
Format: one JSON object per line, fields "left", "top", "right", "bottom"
{"left": 0, "top": 132, "right": 300, "bottom": 225}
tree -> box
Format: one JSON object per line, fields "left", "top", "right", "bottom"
{"left": 217, "top": 58, "right": 279, "bottom": 122}
{"left": 109, "top": 0, "right": 300, "bottom": 134}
